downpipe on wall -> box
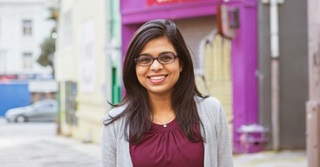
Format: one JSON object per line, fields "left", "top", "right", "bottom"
{"left": 262, "top": 0, "right": 284, "bottom": 151}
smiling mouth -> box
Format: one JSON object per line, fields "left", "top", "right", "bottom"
{"left": 147, "top": 75, "right": 168, "bottom": 81}
{"left": 149, "top": 75, "right": 165, "bottom": 79}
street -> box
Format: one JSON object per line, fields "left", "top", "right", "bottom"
{"left": 0, "top": 118, "right": 101, "bottom": 167}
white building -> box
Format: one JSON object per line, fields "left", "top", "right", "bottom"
{"left": 0, "top": 0, "right": 55, "bottom": 77}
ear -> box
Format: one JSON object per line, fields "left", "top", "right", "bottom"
{"left": 179, "top": 62, "right": 183, "bottom": 72}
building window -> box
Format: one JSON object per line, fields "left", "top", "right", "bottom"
{"left": 22, "top": 19, "right": 32, "bottom": 36}
{"left": 23, "top": 52, "right": 33, "bottom": 69}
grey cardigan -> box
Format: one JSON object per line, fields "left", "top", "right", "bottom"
{"left": 101, "top": 96, "right": 233, "bottom": 167}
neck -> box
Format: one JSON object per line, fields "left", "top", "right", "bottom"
{"left": 148, "top": 93, "right": 173, "bottom": 115}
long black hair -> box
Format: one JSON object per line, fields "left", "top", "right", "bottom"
{"left": 105, "top": 19, "right": 207, "bottom": 144}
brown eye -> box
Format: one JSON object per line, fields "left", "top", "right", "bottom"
{"left": 159, "top": 53, "right": 175, "bottom": 63}
{"left": 136, "top": 56, "right": 152, "bottom": 65}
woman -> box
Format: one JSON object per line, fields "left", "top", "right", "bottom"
{"left": 102, "top": 19, "right": 233, "bottom": 167}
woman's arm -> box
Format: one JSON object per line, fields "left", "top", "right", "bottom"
{"left": 101, "top": 117, "right": 117, "bottom": 167}
{"left": 216, "top": 104, "right": 234, "bottom": 167}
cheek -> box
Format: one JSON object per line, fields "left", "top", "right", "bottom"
{"left": 135, "top": 67, "right": 147, "bottom": 81}
{"left": 172, "top": 66, "right": 182, "bottom": 80}
{"left": 135, "top": 66, "right": 142, "bottom": 75}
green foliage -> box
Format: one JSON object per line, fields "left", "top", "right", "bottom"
{"left": 37, "top": 30, "right": 56, "bottom": 78}
{"left": 37, "top": 37, "right": 55, "bottom": 66}
{"left": 37, "top": 6, "right": 58, "bottom": 78}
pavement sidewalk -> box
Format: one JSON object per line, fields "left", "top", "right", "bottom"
{"left": 233, "top": 150, "right": 307, "bottom": 167}
{"left": 0, "top": 135, "right": 101, "bottom": 167}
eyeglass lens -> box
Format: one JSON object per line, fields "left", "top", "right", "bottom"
{"left": 135, "top": 53, "right": 176, "bottom": 66}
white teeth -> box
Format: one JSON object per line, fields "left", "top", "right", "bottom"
{"left": 150, "top": 76, "right": 165, "bottom": 80}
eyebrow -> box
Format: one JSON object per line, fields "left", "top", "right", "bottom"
{"left": 139, "top": 51, "right": 175, "bottom": 57}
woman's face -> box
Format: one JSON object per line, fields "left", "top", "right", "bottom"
{"left": 135, "top": 36, "right": 182, "bottom": 97}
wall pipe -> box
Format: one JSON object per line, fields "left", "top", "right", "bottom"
{"left": 262, "top": 0, "right": 284, "bottom": 150}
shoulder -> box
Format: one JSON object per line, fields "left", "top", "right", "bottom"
{"left": 103, "top": 104, "right": 127, "bottom": 124}
{"left": 195, "top": 96, "right": 222, "bottom": 110}
{"left": 195, "top": 96, "right": 223, "bottom": 119}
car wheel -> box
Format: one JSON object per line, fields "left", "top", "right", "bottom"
{"left": 15, "top": 115, "right": 27, "bottom": 123}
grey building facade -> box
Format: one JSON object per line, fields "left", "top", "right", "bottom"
{"left": 258, "top": 0, "right": 308, "bottom": 149}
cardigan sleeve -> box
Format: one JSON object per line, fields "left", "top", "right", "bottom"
{"left": 216, "top": 103, "right": 234, "bottom": 167}
{"left": 101, "top": 114, "right": 117, "bottom": 167}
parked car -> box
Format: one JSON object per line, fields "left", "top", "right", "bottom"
{"left": 5, "top": 99, "right": 58, "bottom": 123}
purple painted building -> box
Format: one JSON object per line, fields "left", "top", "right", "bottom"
{"left": 120, "top": 0, "right": 259, "bottom": 153}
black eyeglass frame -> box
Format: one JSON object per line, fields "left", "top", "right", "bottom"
{"left": 134, "top": 53, "right": 178, "bottom": 66}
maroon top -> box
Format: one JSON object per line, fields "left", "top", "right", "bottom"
{"left": 130, "top": 119, "right": 204, "bottom": 167}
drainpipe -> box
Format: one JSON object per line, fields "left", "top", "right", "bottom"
{"left": 262, "top": 0, "right": 284, "bottom": 151}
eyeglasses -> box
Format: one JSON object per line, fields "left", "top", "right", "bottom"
{"left": 134, "top": 52, "right": 178, "bottom": 66}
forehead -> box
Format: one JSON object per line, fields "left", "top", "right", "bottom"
{"left": 140, "top": 36, "right": 176, "bottom": 55}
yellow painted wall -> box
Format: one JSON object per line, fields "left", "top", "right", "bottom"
{"left": 204, "top": 34, "right": 232, "bottom": 122}
{"left": 56, "top": 0, "right": 112, "bottom": 144}
{"left": 196, "top": 32, "right": 233, "bottom": 137}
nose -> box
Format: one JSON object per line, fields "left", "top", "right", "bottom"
{"left": 150, "top": 59, "right": 163, "bottom": 71}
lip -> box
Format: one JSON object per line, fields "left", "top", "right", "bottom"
{"left": 147, "top": 74, "right": 168, "bottom": 84}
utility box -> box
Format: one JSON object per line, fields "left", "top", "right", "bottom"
{"left": 0, "top": 82, "right": 31, "bottom": 116}
{"left": 236, "top": 124, "right": 269, "bottom": 153}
